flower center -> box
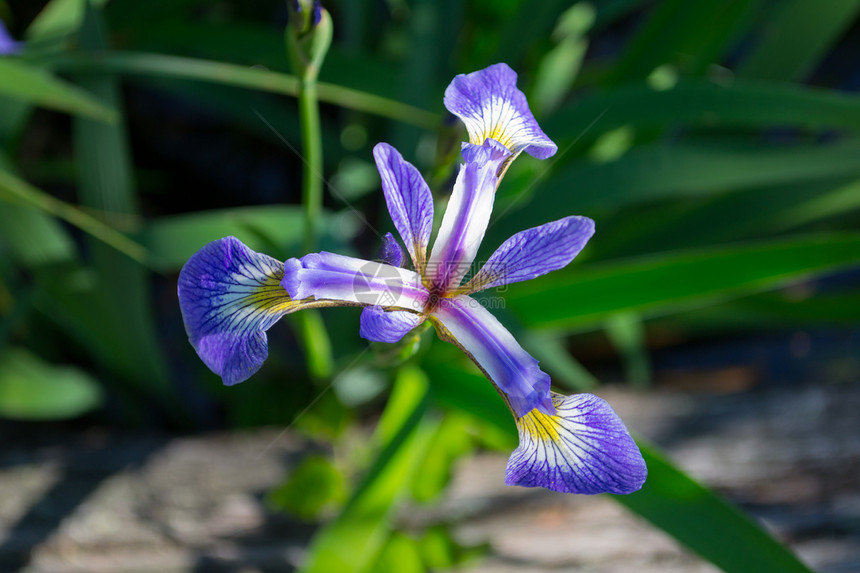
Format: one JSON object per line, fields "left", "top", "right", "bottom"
{"left": 424, "top": 288, "right": 444, "bottom": 314}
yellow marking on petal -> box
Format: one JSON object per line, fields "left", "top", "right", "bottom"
{"left": 232, "top": 272, "right": 352, "bottom": 318}
{"left": 519, "top": 407, "right": 561, "bottom": 442}
{"left": 485, "top": 125, "right": 514, "bottom": 149}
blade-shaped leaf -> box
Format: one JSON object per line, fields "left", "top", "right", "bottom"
{"left": 142, "top": 206, "right": 307, "bottom": 271}
{"left": 48, "top": 51, "right": 439, "bottom": 128}
{"left": 505, "top": 233, "right": 860, "bottom": 330}
{"left": 71, "top": 0, "right": 169, "bottom": 397}
{"left": 0, "top": 58, "right": 115, "bottom": 122}
{"left": 26, "top": 0, "right": 110, "bottom": 40}
{"left": 614, "top": 443, "right": 812, "bottom": 573}
{"left": 607, "top": 0, "right": 757, "bottom": 83}
{"left": 737, "top": 0, "right": 860, "bottom": 81}
{"left": 550, "top": 80, "right": 860, "bottom": 139}
{"left": 301, "top": 366, "right": 434, "bottom": 573}
{"left": 0, "top": 167, "right": 149, "bottom": 265}
{"left": 423, "top": 349, "right": 812, "bottom": 573}
{"left": 0, "top": 347, "right": 103, "bottom": 420}
{"left": 550, "top": 140, "right": 860, "bottom": 213}
{"left": 591, "top": 175, "right": 860, "bottom": 259}
{"left": 492, "top": 139, "right": 860, "bottom": 240}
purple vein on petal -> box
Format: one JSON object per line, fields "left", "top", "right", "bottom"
{"left": 465, "top": 216, "right": 595, "bottom": 294}
{"left": 505, "top": 392, "right": 647, "bottom": 494}
{"left": 177, "top": 236, "right": 295, "bottom": 385}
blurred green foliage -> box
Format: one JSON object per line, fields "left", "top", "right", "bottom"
{"left": 2, "top": 0, "right": 859, "bottom": 571}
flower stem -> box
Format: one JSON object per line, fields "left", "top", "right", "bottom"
{"left": 299, "top": 77, "right": 322, "bottom": 253}
{"left": 289, "top": 4, "right": 334, "bottom": 380}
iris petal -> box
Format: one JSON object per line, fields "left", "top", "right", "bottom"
{"left": 426, "top": 140, "right": 510, "bottom": 292}
{"left": 431, "top": 294, "right": 553, "bottom": 418}
{"left": 377, "top": 232, "right": 405, "bottom": 268}
{"left": 464, "top": 216, "right": 595, "bottom": 293}
{"left": 359, "top": 306, "right": 424, "bottom": 343}
{"left": 373, "top": 143, "right": 434, "bottom": 272}
{"left": 505, "top": 392, "right": 647, "bottom": 494}
{"left": 178, "top": 236, "right": 299, "bottom": 385}
{"left": 282, "top": 251, "right": 428, "bottom": 312}
{"left": 0, "top": 20, "right": 20, "bottom": 55}
{"left": 444, "top": 63, "right": 557, "bottom": 160}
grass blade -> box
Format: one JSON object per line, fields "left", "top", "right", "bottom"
{"left": 49, "top": 51, "right": 439, "bottom": 128}
{"left": 0, "top": 167, "right": 150, "bottom": 265}
{"left": 737, "top": 0, "right": 860, "bottom": 81}
{"left": 607, "top": 0, "right": 757, "bottom": 83}
{"left": 615, "top": 442, "right": 812, "bottom": 573}
{"left": 424, "top": 352, "right": 812, "bottom": 573}
{"left": 493, "top": 139, "right": 860, "bottom": 239}
{"left": 0, "top": 347, "right": 103, "bottom": 420}
{"left": 550, "top": 79, "right": 860, "bottom": 139}
{"left": 71, "top": 0, "right": 169, "bottom": 399}
{"left": 506, "top": 233, "right": 860, "bottom": 330}
{"left": 0, "top": 58, "right": 115, "bottom": 122}
{"left": 301, "top": 366, "right": 434, "bottom": 573}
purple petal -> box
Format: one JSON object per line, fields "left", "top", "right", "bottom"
{"left": 360, "top": 306, "right": 423, "bottom": 343}
{"left": 373, "top": 143, "right": 434, "bottom": 271}
{"left": 465, "top": 216, "right": 595, "bottom": 293}
{"left": 506, "top": 392, "right": 647, "bottom": 495}
{"left": 0, "top": 20, "right": 21, "bottom": 55}
{"left": 178, "top": 236, "right": 296, "bottom": 385}
{"left": 426, "top": 139, "right": 510, "bottom": 293}
{"left": 431, "top": 295, "right": 553, "bottom": 418}
{"left": 377, "top": 232, "right": 404, "bottom": 268}
{"left": 282, "top": 251, "right": 428, "bottom": 312}
{"left": 444, "top": 63, "right": 557, "bottom": 160}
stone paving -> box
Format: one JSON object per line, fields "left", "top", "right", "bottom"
{"left": 1, "top": 377, "right": 858, "bottom": 572}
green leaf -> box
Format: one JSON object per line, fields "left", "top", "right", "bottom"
{"left": 615, "top": 442, "right": 812, "bottom": 573}
{"left": 424, "top": 352, "right": 516, "bottom": 448}
{"left": 605, "top": 312, "right": 652, "bottom": 387}
{"left": 49, "top": 51, "right": 439, "bottom": 128}
{"left": 423, "top": 353, "right": 812, "bottom": 573}
{"left": 0, "top": 59, "right": 115, "bottom": 123}
{"left": 607, "top": 0, "right": 757, "bottom": 83}
{"left": 737, "top": 0, "right": 860, "bottom": 81}
{"left": 26, "top": 0, "right": 110, "bottom": 40}
{"left": 0, "top": 149, "right": 75, "bottom": 267}
{"left": 370, "top": 533, "right": 425, "bottom": 573}
{"left": 268, "top": 455, "right": 346, "bottom": 520}
{"left": 660, "top": 291, "right": 860, "bottom": 331}
{"left": 141, "top": 206, "right": 359, "bottom": 271}
{"left": 520, "top": 330, "right": 598, "bottom": 391}
{"left": 590, "top": 175, "right": 860, "bottom": 259}
{"left": 490, "top": 139, "right": 860, "bottom": 242}
{"left": 141, "top": 206, "right": 307, "bottom": 271}
{"left": 410, "top": 412, "right": 473, "bottom": 502}
{"left": 300, "top": 366, "right": 434, "bottom": 573}
{"left": 506, "top": 233, "right": 860, "bottom": 330}
{"left": 0, "top": 202, "right": 76, "bottom": 267}
{"left": 0, "top": 167, "right": 150, "bottom": 266}
{"left": 532, "top": 3, "right": 594, "bottom": 115}
{"left": 71, "top": 0, "right": 170, "bottom": 400}
{"left": 0, "top": 347, "right": 102, "bottom": 420}
{"left": 548, "top": 139, "right": 860, "bottom": 213}
{"left": 493, "top": 0, "right": 578, "bottom": 64}
{"left": 550, "top": 80, "right": 860, "bottom": 138}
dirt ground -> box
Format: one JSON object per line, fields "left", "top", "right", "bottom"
{"left": 1, "top": 374, "right": 859, "bottom": 572}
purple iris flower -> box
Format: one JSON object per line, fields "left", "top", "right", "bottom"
{"left": 178, "top": 63, "right": 646, "bottom": 495}
{"left": 0, "top": 20, "right": 21, "bottom": 55}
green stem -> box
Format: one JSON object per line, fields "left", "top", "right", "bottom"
{"left": 299, "top": 77, "right": 322, "bottom": 252}
{"left": 291, "top": 20, "right": 333, "bottom": 380}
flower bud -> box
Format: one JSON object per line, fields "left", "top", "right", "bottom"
{"left": 286, "top": 0, "right": 332, "bottom": 80}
